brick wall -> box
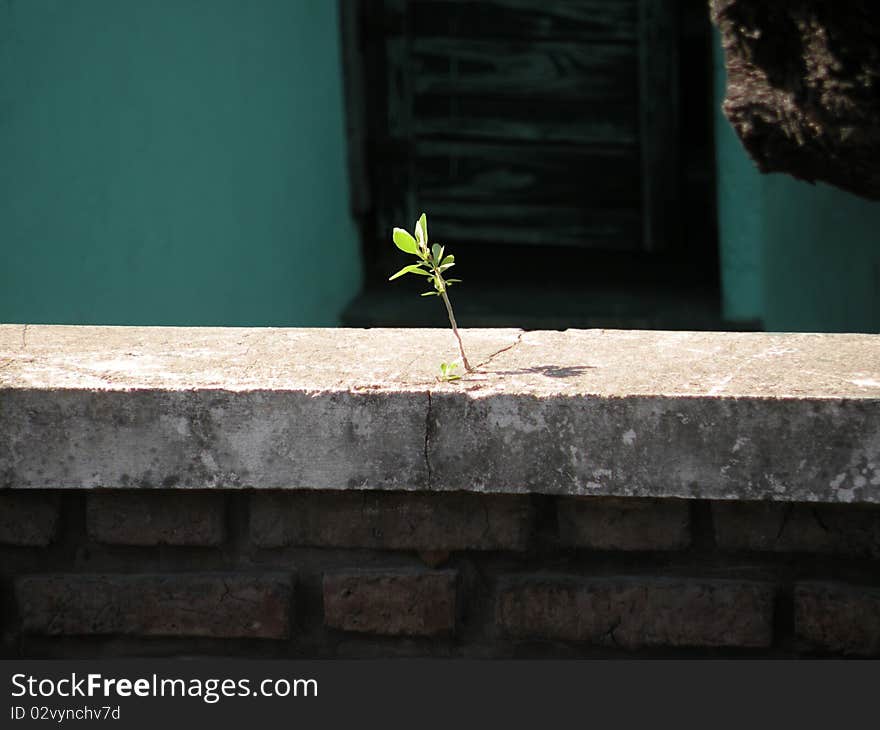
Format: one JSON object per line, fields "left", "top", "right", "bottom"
{"left": 2, "top": 490, "right": 879, "bottom": 658}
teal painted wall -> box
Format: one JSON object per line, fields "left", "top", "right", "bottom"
{"left": 712, "top": 37, "right": 764, "bottom": 325}
{"left": 761, "top": 176, "right": 880, "bottom": 332}
{"left": 0, "top": 0, "right": 362, "bottom": 326}
{"left": 713, "top": 34, "right": 880, "bottom": 333}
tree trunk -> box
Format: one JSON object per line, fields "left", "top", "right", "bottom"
{"left": 711, "top": 0, "right": 880, "bottom": 201}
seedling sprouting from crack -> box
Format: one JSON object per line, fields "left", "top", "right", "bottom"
{"left": 438, "top": 362, "right": 461, "bottom": 381}
{"left": 389, "top": 212, "right": 472, "bottom": 374}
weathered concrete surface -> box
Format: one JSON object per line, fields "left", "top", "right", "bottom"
{"left": 1, "top": 325, "right": 879, "bottom": 502}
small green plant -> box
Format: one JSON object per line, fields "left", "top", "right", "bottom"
{"left": 438, "top": 362, "right": 461, "bottom": 381}
{"left": 389, "top": 212, "right": 472, "bottom": 373}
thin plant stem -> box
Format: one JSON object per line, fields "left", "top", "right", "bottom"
{"left": 440, "top": 288, "right": 472, "bottom": 372}
{"left": 389, "top": 215, "right": 472, "bottom": 376}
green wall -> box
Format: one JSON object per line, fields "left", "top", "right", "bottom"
{"left": 0, "top": 0, "right": 362, "bottom": 326}
{"left": 714, "top": 34, "right": 880, "bottom": 333}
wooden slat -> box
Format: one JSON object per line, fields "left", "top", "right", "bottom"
{"left": 419, "top": 201, "right": 642, "bottom": 249}
{"left": 407, "top": 0, "right": 637, "bottom": 43}
{"left": 413, "top": 111, "right": 636, "bottom": 145}
{"left": 410, "top": 38, "right": 636, "bottom": 102}
{"left": 638, "top": 0, "right": 680, "bottom": 252}
{"left": 414, "top": 140, "right": 640, "bottom": 206}
{"left": 412, "top": 95, "right": 637, "bottom": 145}
{"left": 375, "top": 0, "right": 649, "bottom": 255}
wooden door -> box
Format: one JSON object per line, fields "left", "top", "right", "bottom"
{"left": 342, "top": 0, "right": 680, "bottom": 274}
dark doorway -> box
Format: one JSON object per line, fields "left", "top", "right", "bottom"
{"left": 340, "top": 0, "right": 734, "bottom": 330}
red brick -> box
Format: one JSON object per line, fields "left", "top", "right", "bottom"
{"left": 496, "top": 575, "right": 774, "bottom": 649}
{"left": 557, "top": 497, "right": 690, "bottom": 551}
{"left": 16, "top": 573, "right": 292, "bottom": 639}
{"left": 713, "top": 502, "right": 880, "bottom": 558}
{"left": 794, "top": 581, "right": 880, "bottom": 656}
{"left": 323, "top": 570, "right": 456, "bottom": 636}
{"left": 251, "top": 491, "right": 532, "bottom": 551}
{"left": 87, "top": 491, "right": 226, "bottom": 546}
{"left": 0, "top": 492, "right": 60, "bottom": 546}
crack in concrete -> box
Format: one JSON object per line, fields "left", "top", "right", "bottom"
{"left": 424, "top": 391, "right": 433, "bottom": 490}
{"left": 479, "top": 498, "right": 492, "bottom": 541}
{"left": 474, "top": 330, "right": 524, "bottom": 370}
{"left": 20, "top": 324, "right": 28, "bottom": 350}
{"left": 775, "top": 503, "right": 794, "bottom": 541}
{"left": 811, "top": 507, "right": 831, "bottom": 533}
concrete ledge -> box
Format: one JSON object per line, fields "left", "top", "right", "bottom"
{"left": 1, "top": 325, "right": 878, "bottom": 502}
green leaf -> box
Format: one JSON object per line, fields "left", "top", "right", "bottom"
{"left": 438, "top": 362, "right": 461, "bottom": 381}
{"left": 441, "top": 254, "right": 454, "bottom": 266}
{"left": 431, "top": 243, "right": 442, "bottom": 263}
{"left": 438, "top": 262, "right": 454, "bottom": 272}
{"left": 389, "top": 264, "right": 429, "bottom": 281}
{"left": 393, "top": 228, "right": 419, "bottom": 255}
{"left": 421, "top": 291, "right": 438, "bottom": 296}
{"left": 417, "top": 213, "right": 428, "bottom": 246}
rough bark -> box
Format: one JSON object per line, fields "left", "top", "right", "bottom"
{"left": 711, "top": 0, "right": 880, "bottom": 200}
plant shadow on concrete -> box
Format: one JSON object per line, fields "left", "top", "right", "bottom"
{"left": 481, "top": 364, "right": 597, "bottom": 379}
{"left": 388, "top": 214, "right": 598, "bottom": 384}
